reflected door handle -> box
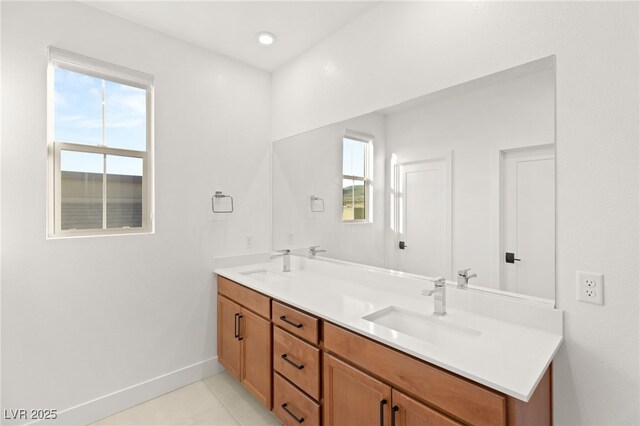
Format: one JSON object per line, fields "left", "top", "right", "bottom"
{"left": 399, "top": 241, "right": 407, "bottom": 250}
{"left": 505, "top": 252, "right": 521, "bottom": 263}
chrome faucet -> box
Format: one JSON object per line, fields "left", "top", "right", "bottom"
{"left": 271, "top": 249, "right": 291, "bottom": 272}
{"left": 309, "top": 245, "right": 326, "bottom": 259}
{"left": 457, "top": 268, "right": 477, "bottom": 288}
{"left": 421, "top": 277, "right": 447, "bottom": 316}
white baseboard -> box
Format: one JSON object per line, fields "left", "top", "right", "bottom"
{"left": 28, "top": 357, "right": 224, "bottom": 426}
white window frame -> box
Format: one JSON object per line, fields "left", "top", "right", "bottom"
{"left": 47, "top": 47, "right": 155, "bottom": 238}
{"left": 342, "top": 130, "right": 373, "bottom": 224}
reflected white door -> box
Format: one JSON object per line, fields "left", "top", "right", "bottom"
{"left": 501, "top": 145, "right": 555, "bottom": 299}
{"left": 397, "top": 157, "right": 451, "bottom": 277}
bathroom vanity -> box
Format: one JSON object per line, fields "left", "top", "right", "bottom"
{"left": 215, "top": 258, "right": 562, "bottom": 426}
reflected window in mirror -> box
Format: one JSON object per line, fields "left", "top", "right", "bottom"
{"left": 342, "top": 135, "right": 371, "bottom": 222}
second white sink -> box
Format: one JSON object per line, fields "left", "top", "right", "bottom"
{"left": 362, "top": 306, "right": 481, "bottom": 342}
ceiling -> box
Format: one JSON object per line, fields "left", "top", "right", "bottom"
{"left": 83, "top": 1, "right": 379, "bottom": 72}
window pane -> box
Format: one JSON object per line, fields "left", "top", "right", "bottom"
{"left": 60, "top": 150, "right": 103, "bottom": 230}
{"left": 106, "top": 155, "right": 143, "bottom": 229}
{"left": 343, "top": 138, "right": 367, "bottom": 178}
{"left": 342, "top": 179, "right": 354, "bottom": 221}
{"left": 353, "top": 180, "right": 366, "bottom": 220}
{"left": 105, "top": 81, "right": 147, "bottom": 151}
{"left": 351, "top": 140, "right": 366, "bottom": 178}
{"left": 54, "top": 67, "right": 103, "bottom": 145}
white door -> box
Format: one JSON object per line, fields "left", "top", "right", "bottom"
{"left": 396, "top": 157, "right": 451, "bottom": 278}
{"left": 501, "top": 145, "right": 555, "bottom": 299}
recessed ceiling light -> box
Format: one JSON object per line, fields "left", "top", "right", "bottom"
{"left": 257, "top": 31, "right": 277, "bottom": 46}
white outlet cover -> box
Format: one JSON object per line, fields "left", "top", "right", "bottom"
{"left": 577, "top": 271, "right": 604, "bottom": 305}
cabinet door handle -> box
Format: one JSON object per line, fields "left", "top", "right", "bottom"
{"left": 281, "top": 403, "right": 304, "bottom": 423}
{"left": 237, "top": 315, "right": 244, "bottom": 341}
{"left": 280, "top": 315, "right": 303, "bottom": 328}
{"left": 281, "top": 354, "right": 304, "bottom": 370}
{"left": 234, "top": 313, "right": 240, "bottom": 338}
{"left": 391, "top": 405, "right": 399, "bottom": 426}
{"left": 380, "top": 399, "right": 387, "bottom": 426}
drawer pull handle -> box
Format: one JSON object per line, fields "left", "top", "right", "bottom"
{"left": 281, "top": 403, "right": 305, "bottom": 423}
{"left": 280, "top": 315, "right": 303, "bottom": 328}
{"left": 380, "top": 399, "right": 387, "bottom": 426}
{"left": 237, "top": 315, "right": 244, "bottom": 341}
{"left": 281, "top": 354, "right": 304, "bottom": 370}
{"left": 391, "top": 405, "right": 399, "bottom": 426}
{"left": 234, "top": 313, "right": 240, "bottom": 339}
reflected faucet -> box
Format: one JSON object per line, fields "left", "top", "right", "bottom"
{"left": 457, "top": 268, "right": 477, "bottom": 288}
{"left": 421, "top": 277, "right": 447, "bottom": 316}
{"left": 271, "top": 249, "right": 291, "bottom": 272}
{"left": 309, "top": 245, "right": 327, "bottom": 259}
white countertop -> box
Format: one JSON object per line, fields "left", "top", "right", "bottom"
{"left": 214, "top": 257, "right": 563, "bottom": 402}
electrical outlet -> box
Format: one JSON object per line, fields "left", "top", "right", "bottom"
{"left": 245, "top": 235, "right": 254, "bottom": 249}
{"left": 577, "top": 271, "right": 604, "bottom": 305}
{"left": 287, "top": 233, "right": 295, "bottom": 245}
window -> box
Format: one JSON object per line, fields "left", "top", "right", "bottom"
{"left": 47, "top": 47, "right": 154, "bottom": 237}
{"left": 342, "top": 134, "right": 372, "bottom": 222}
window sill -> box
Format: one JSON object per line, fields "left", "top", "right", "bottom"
{"left": 47, "top": 227, "right": 154, "bottom": 240}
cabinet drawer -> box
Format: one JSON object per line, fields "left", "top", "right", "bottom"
{"left": 217, "top": 276, "right": 270, "bottom": 319}
{"left": 273, "top": 327, "right": 321, "bottom": 400}
{"left": 324, "top": 322, "right": 506, "bottom": 426}
{"left": 272, "top": 301, "right": 319, "bottom": 344}
{"left": 273, "top": 372, "right": 320, "bottom": 426}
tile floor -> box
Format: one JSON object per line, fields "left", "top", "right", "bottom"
{"left": 91, "top": 372, "right": 282, "bottom": 426}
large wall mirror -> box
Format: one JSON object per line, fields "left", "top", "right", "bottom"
{"left": 272, "top": 57, "right": 556, "bottom": 303}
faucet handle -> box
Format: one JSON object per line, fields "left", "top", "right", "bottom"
{"left": 433, "top": 276, "right": 446, "bottom": 287}
{"left": 271, "top": 249, "right": 291, "bottom": 258}
{"left": 457, "top": 268, "right": 471, "bottom": 276}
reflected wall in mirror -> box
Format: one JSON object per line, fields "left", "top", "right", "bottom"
{"left": 273, "top": 57, "right": 556, "bottom": 302}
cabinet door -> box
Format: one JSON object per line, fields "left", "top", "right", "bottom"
{"left": 217, "top": 295, "right": 241, "bottom": 379}
{"left": 324, "top": 353, "right": 392, "bottom": 426}
{"left": 391, "top": 389, "right": 462, "bottom": 426}
{"left": 241, "top": 307, "right": 272, "bottom": 409}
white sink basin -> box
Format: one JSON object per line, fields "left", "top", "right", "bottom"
{"left": 240, "top": 269, "right": 289, "bottom": 284}
{"left": 362, "top": 306, "right": 481, "bottom": 342}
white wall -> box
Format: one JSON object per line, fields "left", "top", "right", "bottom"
{"left": 272, "top": 113, "right": 387, "bottom": 267}
{"left": 1, "top": 2, "right": 271, "bottom": 424}
{"left": 272, "top": 2, "right": 639, "bottom": 425}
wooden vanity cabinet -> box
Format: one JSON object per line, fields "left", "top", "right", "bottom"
{"left": 274, "top": 372, "right": 321, "bottom": 426}
{"left": 217, "top": 295, "right": 242, "bottom": 379}
{"left": 273, "top": 326, "right": 321, "bottom": 400}
{"left": 273, "top": 300, "right": 320, "bottom": 344}
{"left": 240, "top": 308, "right": 271, "bottom": 407}
{"left": 271, "top": 302, "right": 324, "bottom": 424}
{"left": 323, "top": 354, "right": 460, "bottom": 426}
{"left": 323, "top": 353, "right": 392, "bottom": 426}
{"left": 217, "top": 276, "right": 552, "bottom": 425}
{"left": 391, "top": 389, "right": 462, "bottom": 426}
{"left": 217, "top": 277, "right": 272, "bottom": 409}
